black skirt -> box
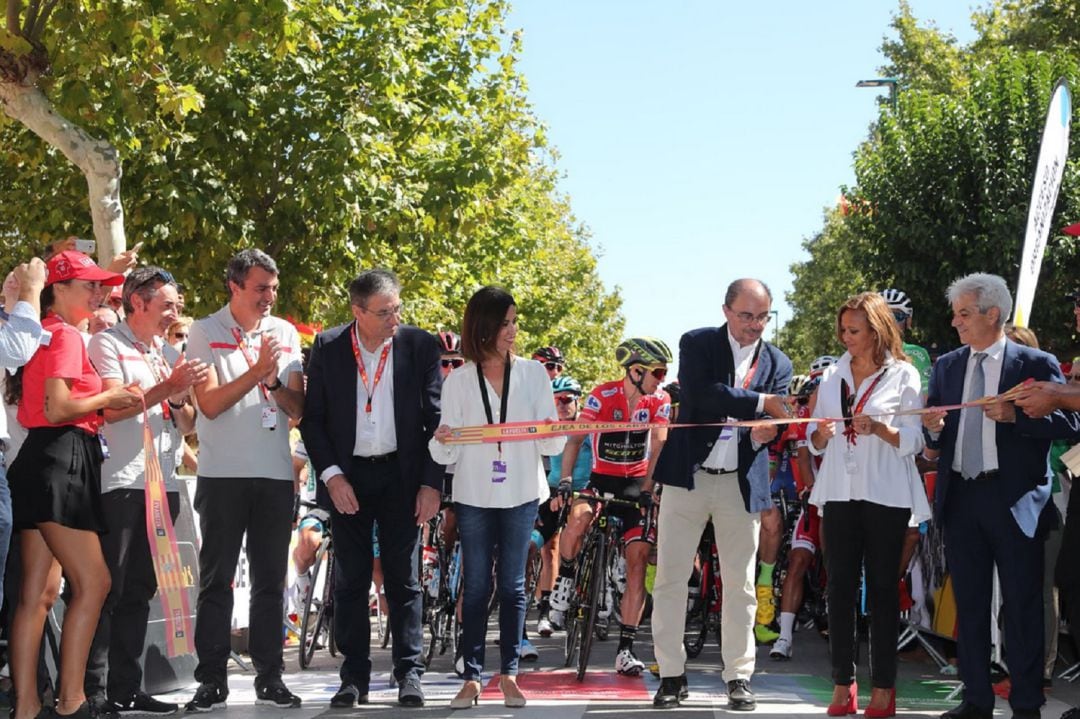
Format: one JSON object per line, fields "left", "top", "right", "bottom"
{"left": 10, "top": 425, "right": 106, "bottom": 533}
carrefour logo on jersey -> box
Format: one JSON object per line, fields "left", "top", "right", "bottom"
{"left": 632, "top": 409, "right": 650, "bottom": 423}
{"left": 585, "top": 395, "right": 602, "bottom": 412}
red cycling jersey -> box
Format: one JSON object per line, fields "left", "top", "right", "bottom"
{"left": 779, "top": 402, "right": 816, "bottom": 491}
{"left": 579, "top": 379, "right": 671, "bottom": 478}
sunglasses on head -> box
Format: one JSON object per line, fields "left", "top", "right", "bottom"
{"left": 555, "top": 395, "right": 578, "bottom": 405}
{"left": 441, "top": 357, "right": 465, "bottom": 369}
{"left": 634, "top": 365, "right": 667, "bottom": 381}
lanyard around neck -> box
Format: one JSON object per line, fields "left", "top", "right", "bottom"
{"left": 477, "top": 354, "right": 512, "bottom": 454}
{"left": 351, "top": 323, "right": 392, "bottom": 414}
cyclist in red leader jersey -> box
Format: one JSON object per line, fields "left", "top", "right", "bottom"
{"left": 549, "top": 337, "right": 673, "bottom": 676}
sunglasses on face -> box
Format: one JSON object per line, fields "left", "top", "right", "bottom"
{"left": 634, "top": 365, "right": 668, "bottom": 381}
{"left": 441, "top": 357, "right": 465, "bottom": 369}
{"left": 555, "top": 395, "right": 578, "bottom": 405}
{"left": 544, "top": 362, "right": 563, "bottom": 371}
{"left": 172, "top": 332, "right": 189, "bottom": 340}
{"left": 892, "top": 310, "right": 910, "bottom": 324}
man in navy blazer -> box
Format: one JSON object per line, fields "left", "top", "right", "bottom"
{"left": 301, "top": 269, "right": 443, "bottom": 708}
{"left": 923, "top": 273, "right": 1080, "bottom": 719}
{"left": 650, "top": 278, "right": 792, "bottom": 710}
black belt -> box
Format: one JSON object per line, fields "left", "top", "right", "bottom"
{"left": 951, "top": 470, "right": 999, "bottom": 482}
{"left": 354, "top": 452, "right": 397, "bottom": 464}
{"left": 701, "top": 466, "right": 736, "bottom": 475}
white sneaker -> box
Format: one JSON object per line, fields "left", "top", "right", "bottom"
{"left": 550, "top": 575, "right": 573, "bottom": 612}
{"left": 519, "top": 638, "right": 539, "bottom": 661}
{"left": 548, "top": 608, "right": 565, "bottom": 631}
{"left": 770, "top": 636, "right": 793, "bottom": 661}
{"left": 615, "top": 648, "right": 645, "bottom": 676}
{"left": 537, "top": 616, "right": 554, "bottom": 637}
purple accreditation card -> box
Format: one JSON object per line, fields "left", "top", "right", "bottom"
{"left": 492, "top": 459, "right": 507, "bottom": 483}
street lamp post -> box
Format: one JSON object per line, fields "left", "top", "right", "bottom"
{"left": 856, "top": 77, "right": 899, "bottom": 112}
{"left": 769, "top": 309, "right": 779, "bottom": 344}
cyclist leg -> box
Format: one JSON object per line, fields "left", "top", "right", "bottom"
{"left": 549, "top": 492, "right": 595, "bottom": 618}
{"left": 534, "top": 500, "right": 561, "bottom": 635}
{"left": 754, "top": 506, "right": 782, "bottom": 643}
{"left": 772, "top": 506, "right": 819, "bottom": 660}
{"left": 615, "top": 518, "right": 651, "bottom": 676}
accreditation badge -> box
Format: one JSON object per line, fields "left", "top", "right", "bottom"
{"left": 492, "top": 459, "right": 507, "bottom": 483}
{"left": 261, "top": 405, "right": 278, "bottom": 430}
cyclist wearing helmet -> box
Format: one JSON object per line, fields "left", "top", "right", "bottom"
{"left": 532, "top": 345, "right": 565, "bottom": 381}
{"left": 651, "top": 278, "right": 792, "bottom": 710}
{"left": 880, "top": 289, "right": 933, "bottom": 620}
{"left": 532, "top": 375, "right": 593, "bottom": 637}
{"left": 437, "top": 330, "right": 464, "bottom": 378}
{"left": 771, "top": 370, "right": 826, "bottom": 661}
{"left": 810, "top": 354, "right": 838, "bottom": 378}
{"left": 549, "top": 337, "right": 673, "bottom": 676}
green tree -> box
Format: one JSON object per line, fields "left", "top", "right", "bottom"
{"left": 879, "top": 0, "right": 969, "bottom": 95}
{"left": 777, "top": 208, "right": 867, "bottom": 373}
{"left": 0, "top": 1, "right": 623, "bottom": 384}
{"left": 847, "top": 50, "right": 1080, "bottom": 355}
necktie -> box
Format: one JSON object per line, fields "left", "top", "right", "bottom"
{"left": 961, "top": 352, "right": 987, "bottom": 479}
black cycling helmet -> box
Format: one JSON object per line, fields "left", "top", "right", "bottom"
{"left": 437, "top": 330, "right": 460, "bottom": 354}
{"left": 615, "top": 337, "right": 673, "bottom": 368}
{"left": 662, "top": 381, "right": 681, "bottom": 406}
{"left": 532, "top": 345, "right": 565, "bottom": 365}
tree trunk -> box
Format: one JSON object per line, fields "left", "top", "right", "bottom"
{"left": 0, "top": 78, "right": 125, "bottom": 264}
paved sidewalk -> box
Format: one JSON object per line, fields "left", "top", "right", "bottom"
{"left": 154, "top": 618, "right": 1080, "bottom": 718}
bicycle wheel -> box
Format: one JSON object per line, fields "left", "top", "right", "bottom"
{"left": 299, "top": 539, "right": 331, "bottom": 669}
{"left": 325, "top": 551, "right": 338, "bottom": 657}
{"left": 576, "top": 534, "right": 605, "bottom": 681}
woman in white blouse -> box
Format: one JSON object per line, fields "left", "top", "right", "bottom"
{"left": 807, "top": 292, "right": 929, "bottom": 718}
{"left": 431, "top": 286, "right": 565, "bottom": 709}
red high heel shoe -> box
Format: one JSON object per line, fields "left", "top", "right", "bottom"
{"left": 827, "top": 682, "right": 858, "bottom": 716}
{"left": 864, "top": 688, "right": 896, "bottom": 719}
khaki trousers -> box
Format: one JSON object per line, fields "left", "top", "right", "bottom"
{"left": 652, "top": 470, "right": 760, "bottom": 682}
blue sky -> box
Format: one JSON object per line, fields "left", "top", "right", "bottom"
{"left": 506, "top": 1, "right": 979, "bottom": 372}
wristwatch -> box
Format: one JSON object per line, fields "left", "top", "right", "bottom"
{"left": 263, "top": 378, "right": 283, "bottom": 392}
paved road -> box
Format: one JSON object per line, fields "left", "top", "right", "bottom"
{"left": 155, "top": 611, "right": 1080, "bottom": 718}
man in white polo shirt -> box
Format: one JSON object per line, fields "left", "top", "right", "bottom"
{"left": 184, "top": 249, "right": 305, "bottom": 712}
{"left": 85, "top": 267, "right": 209, "bottom": 718}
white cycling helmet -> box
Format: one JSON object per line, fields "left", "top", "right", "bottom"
{"left": 809, "top": 355, "right": 838, "bottom": 377}
{"left": 880, "top": 288, "right": 913, "bottom": 318}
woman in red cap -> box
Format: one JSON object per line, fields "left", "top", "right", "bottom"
{"left": 8, "top": 251, "right": 142, "bottom": 719}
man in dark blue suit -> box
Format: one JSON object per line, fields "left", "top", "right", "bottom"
{"left": 923, "top": 273, "right": 1079, "bottom": 719}
{"left": 301, "top": 269, "right": 443, "bottom": 708}
{"left": 650, "top": 278, "right": 792, "bottom": 710}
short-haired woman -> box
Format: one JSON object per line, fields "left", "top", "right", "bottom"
{"left": 807, "top": 292, "right": 929, "bottom": 718}
{"left": 431, "top": 286, "right": 565, "bottom": 709}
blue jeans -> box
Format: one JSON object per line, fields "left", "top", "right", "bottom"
{"left": 0, "top": 454, "right": 9, "bottom": 600}
{"left": 456, "top": 499, "right": 538, "bottom": 679}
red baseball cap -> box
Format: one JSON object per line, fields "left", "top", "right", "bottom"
{"left": 45, "top": 250, "right": 124, "bottom": 287}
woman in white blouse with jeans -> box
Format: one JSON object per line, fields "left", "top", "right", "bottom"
{"left": 807, "top": 292, "right": 929, "bottom": 718}
{"left": 431, "top": 286, "right": 565, "bottom": 709}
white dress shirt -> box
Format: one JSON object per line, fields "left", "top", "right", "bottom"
{"left": 701, "top": 330, "right": 766, "bottom": 472}
{"left": 320, "top": 331, "right": 398, "bottom": 483}
{"left": 429, "top": 357, "right": 566, "bottom": 509}
{"left": 951, "top": 335, "right": 1006, "bottom": 475}
{"left": 807, "top": 352, "right": 930, "bottom": 522}
{"left": 0, "top": 301, "right": 44, "bottom": 443}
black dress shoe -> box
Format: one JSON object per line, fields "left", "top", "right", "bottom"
{"left": 727, "top": 679, "right": 756, "bottom": 711}
{"left": 1012, "top": 710, "right": 1040, "bottom": 719}
{"left": 653, "top": 676, "right": 688, "bottom": 708}
{"left": 940, "top": 702, "right": 993, "bottom": 719}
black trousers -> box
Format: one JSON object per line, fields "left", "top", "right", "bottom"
{"left": 192, "top": 477, "right": 294, "bottom": 687}
{"left": 945, "top": 478, "right": 1044, "bottom": 713}
{"left": 85, "top": 490, "right": 180, "bottom": 700}
{"left": 1058, "top": 483, "right": 1080, "bottom": 657}
{"left": 331, "top": 457, "right": 422, "bottom": 689}
{"left": 823, "top": 499, "right": 910, "bottom": 688}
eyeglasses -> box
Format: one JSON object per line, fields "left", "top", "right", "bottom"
{"left": 441, "top": 357, "right": 465, "bottom": 369}
{"left": 360, "top": 303, "right": 405, "bottom": 320}
{"left": 892, "top": 310, "right": 910, "bottom": 324}
{"left": 633, "top": 365, "right": 668, "bottom": 381}
{"left": 544, "top": 362, "right": 563, "bottom": 371}
{"left": 556, "top": 395, "right": 578, "bottom": 405}
{"left": 732, "top": 310, "right": 772, "bottom": 324}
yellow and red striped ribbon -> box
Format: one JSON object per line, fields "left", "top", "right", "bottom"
{"left": 444, "top": 380, "right": 1032, "bottom": 446}
{"left": 140, "top": 396, "right": 194, "bottom": 657}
